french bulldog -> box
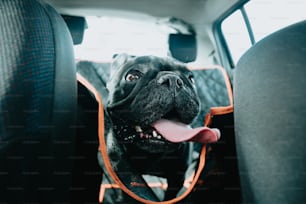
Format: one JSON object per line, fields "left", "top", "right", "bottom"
{"left": 99, "top": 54, "right": 220, "bottom": 202}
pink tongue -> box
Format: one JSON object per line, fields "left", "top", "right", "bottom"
{"left": 152, "top": 119, "right": 221, "bottom": 144}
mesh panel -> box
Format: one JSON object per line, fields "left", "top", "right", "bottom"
{"left": 192, "top": 68, "right": 231, "bottom": 127}
{"left": 0, "top": 0, "right": 55, "bottom": 143}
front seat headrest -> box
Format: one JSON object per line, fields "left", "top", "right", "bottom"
{"left": 0, "top": 0, "right": 76, "bottom": 202}
{"left": 234, "top": 20, "right": 306, "bottom": 203}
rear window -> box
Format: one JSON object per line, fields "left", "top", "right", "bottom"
{"left": 74, "top": 16, "right": 169, "bottom": 62}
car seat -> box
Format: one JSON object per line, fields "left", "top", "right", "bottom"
{"left": 234, "top": 20, "right": 306, "bottom": 203}
{"left": 0, "top": 0, "right": 77, "bottom": 202}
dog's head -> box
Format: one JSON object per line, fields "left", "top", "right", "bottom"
{"left": 106, "top": 54, "right": 202, "bottom": 153}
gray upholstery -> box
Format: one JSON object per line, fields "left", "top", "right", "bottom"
{"left": 0, "top": 0, "right": 76, "bottom": 202}
{"left": 234, "top": 21, "right": 306, "bottom": 203}
{"left": 192, "top": 68, "right": 231, "bottom": 127}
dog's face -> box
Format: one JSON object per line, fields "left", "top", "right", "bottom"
{"left": 107, "top": 54, "right": 200, "bottom": 153}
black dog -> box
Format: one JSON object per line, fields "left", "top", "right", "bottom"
{"left": 98, "top": 54, "right": 220, "bottom": 203}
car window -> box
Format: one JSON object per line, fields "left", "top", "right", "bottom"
{"left": 221, "top": 0, "right": 306, "bottom": 66}
{"left": 74, "top": 16, "right": 169, "bottom": 62}
{"left": 221, "top": 9, "right": 252, "bottom": 65}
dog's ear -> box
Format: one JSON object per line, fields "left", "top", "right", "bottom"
{"left": 111, "top": 53, "right": 134, "bottom": 70}
{"left": 109, "top": 53, "right": 134, "bottom": 79}
{"left": 107, "top": 53, "right": 135, "bottom": 94}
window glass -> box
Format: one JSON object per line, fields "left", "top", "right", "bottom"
{"left": 221, "top": 0, "right": 306, "bottom": 66}
{"left": 246, "top": 0, "right": 306, "bottom": 42}
{"left": 74, "top": 16, "right": 169, "bottom": 62}
{"left": 221, "top": 10, "right": 252, "bottom": 64}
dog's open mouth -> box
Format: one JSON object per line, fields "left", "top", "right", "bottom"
{"left": 134, "top": 125, "right": 165, "bottom": 143}
{"left": 133, "top": 118, "right": 220, "bottom": 144}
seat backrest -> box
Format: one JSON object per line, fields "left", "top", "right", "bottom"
{"left": 234, "top": 21, "right": 306, "bottom": 203}
{"left": 0, "top": 0, "right": 76, "bottom": 202}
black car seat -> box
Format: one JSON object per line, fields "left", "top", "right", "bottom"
{"left": 0, "top": 0, "right": 76, "bottom": 203}
{"left": 234, "top": 21, "right": 306, "bottom": 203}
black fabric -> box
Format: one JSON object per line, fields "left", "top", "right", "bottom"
{"left": 73, "top": 82, "right": 101, "bottom": 203}
{"left": 75, "top": 61, "right": 112, "bottom": 202}
{"left": 234, "top": 20, "right": 306, "bottom": 203}
{"left": 0, "top": 0, "right": 76, "bottom": 203}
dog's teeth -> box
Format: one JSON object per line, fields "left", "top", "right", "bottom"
{"left": 157, "top": 135, "right": 162, "bottom": 139}
{"left": 152, "top": 131, "right": 157, "bottom": 137}
{"left": 135, "top": 126, "right": 143, "bottom": 132}
{"left": 139, "top": 132, "right": 145, "bottom": 138}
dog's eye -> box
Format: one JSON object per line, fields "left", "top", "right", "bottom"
{"left": 189, "top": 75, "right": 195, "bottom": 84}
{"left": 126, "top": 70, "right": 143, "bottom": 82}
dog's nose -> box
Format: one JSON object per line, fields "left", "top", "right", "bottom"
{"left": 157, "top": 73, "right": 184, "bottom": 88}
